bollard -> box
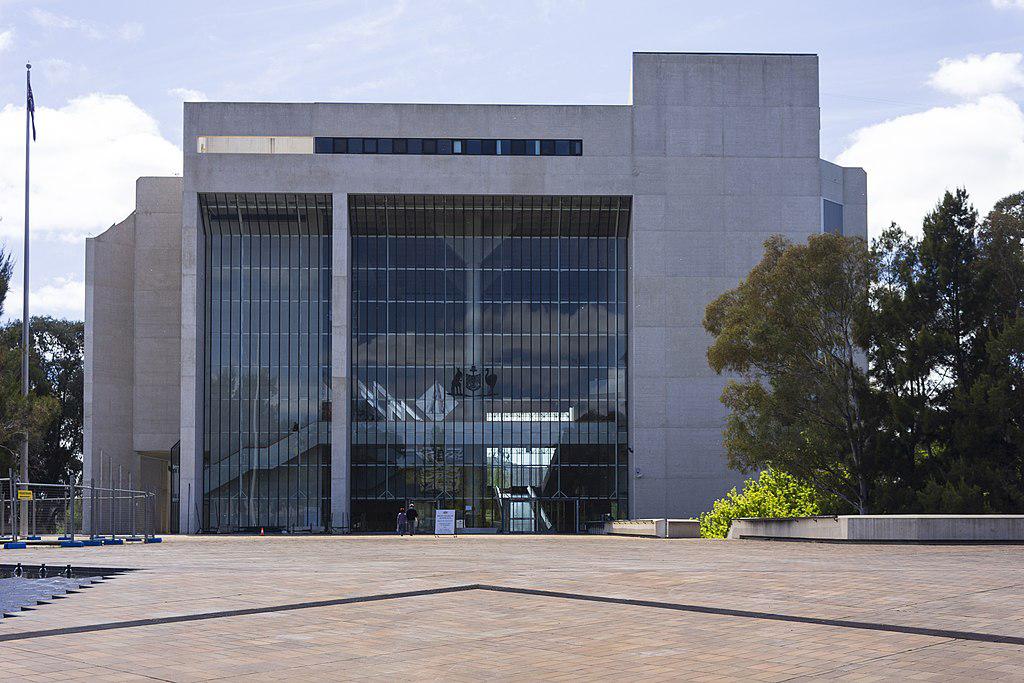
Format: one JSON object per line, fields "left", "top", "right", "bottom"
{"left": 129, "top": 472, "right": 136, "bottom": 539}
{"left": 89, "top": 477, "right": 95, "bottom": 538}
{"left": 68, "top": 477, "right": 76, "bottom": 542}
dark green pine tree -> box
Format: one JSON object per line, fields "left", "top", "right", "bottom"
{"left": 871, "top": 189, "right": 1024, "bottom": 512}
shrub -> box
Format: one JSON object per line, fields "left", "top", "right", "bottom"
{"left": 698, "top": 469, "right": 838, "bottom": 538}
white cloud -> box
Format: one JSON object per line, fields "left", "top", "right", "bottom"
{"left": 38, "top": 58, "right": 80, "bottom": 85}
{"left": 928, "top": 52, "right": 1024, "bottom": 98}
{"left": 29, "top": 8, "right": 143, "bottom": 42}
{"left": 992, "top": 0, "right": 1024, "bottom": 8}
{"left": 5, "top": 275, "right": 85, "bottom": 320}
{"left": 305, "top": 0, "right": 407, "bottom": 53}
{"left": 837, "top": 95, "right": 1024, "bottom": 236}
{"left": 168, "top": 87, "right": 207, "bottom": 102}
{"left": 30, "top": 8, "right": 103, "bottom": 39}
{"left": 118, "top": 21, "right": 144, "bottom": 42}
{"left": 0, "top": 94, "right": 181, "bottom": 242}
{"left": 0, "top": 28, "right": 12, "bottom": 52}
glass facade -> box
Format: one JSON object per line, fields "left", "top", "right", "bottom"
{"left": 350, "top": 195, "right": 630, "bottom": 533}
{"left": 200, "top": 193, "right": 332, "bottom": 532}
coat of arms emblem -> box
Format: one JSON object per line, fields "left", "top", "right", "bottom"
{"left": 465, "top": 365, "right": 482, "bottom": 392}
{"left": 450, "top": 365, "right": 498, "bottom": 397}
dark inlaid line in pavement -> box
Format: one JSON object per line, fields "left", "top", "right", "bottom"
{"left": 0, "top": 585, "right": 481, "bottom": 643}
{"left": 2, "top": 583, "right": 1023, "bottom": 647}
{"left": 475, "top": 585, "right": 1024, "bottom": 646}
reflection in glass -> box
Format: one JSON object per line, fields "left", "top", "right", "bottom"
{"left": 350, "top": 195, "right": 630, "bottom": 532}
{"left": 201, "top": 193, "right": 332, "bottom": 532}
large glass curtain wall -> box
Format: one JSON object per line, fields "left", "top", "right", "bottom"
{"left": 201, "top": 193, "right": 332, "bottom": 532}
{"left": 350, "top": 195, "right": 630, "bottom": 532}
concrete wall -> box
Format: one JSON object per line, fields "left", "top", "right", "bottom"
{"left": 133, "top": 177, "right": 183, "bottom": 453}
{"left": 168, "top": 51, "right": 865, "bottom": 530}
{"left": 729, "top": 516, "right": 846, "bottom": 540}
{"left": 820, "top": 159, "right": 868, "bottom": 240}
{"left": 84, "top": 213, "right": 135, "bottom": 494}
{"left": 628, "top": 53, "right": 825, "bottom": 517}
{"left": 84, "top": 177, "right": 182, "bottom": 531}
{"left": 729, "top": 515, "right": 1024, "bottom": 542}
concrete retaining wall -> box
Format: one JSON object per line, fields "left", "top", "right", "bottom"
{"left": 728, "top": 515, "right": 1024, "bottom": 542}
{"left": 601, "top": 519, "right": 700, "bottom": 538}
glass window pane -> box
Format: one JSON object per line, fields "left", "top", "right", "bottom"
{"left": 348, "top": 193, "right": 630, "bottom": 532}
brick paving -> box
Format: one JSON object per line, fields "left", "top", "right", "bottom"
{"left": 0, "top": 536, "right": 1021, "bottom": 680}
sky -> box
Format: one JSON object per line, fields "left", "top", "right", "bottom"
{"left": 1, "top": 0, "right": 1024, "bottom": 321}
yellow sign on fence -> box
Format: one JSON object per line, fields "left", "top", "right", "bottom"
{"left": 16, "top": 489, "right": 32, "bottom": 501}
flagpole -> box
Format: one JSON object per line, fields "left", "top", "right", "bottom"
{"left": 20, "top": 63, "right": 31, "bottom": 533}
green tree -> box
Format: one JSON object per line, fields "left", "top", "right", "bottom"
{"left": 703, "top": 233, "right": 880, "bottom": 513}
{"left": 869, "top": 189, "right": 1024, "bottom": 512}
{"left": 0, "top": 249, "right": 59, "bottom": 474}
{"left": 1, "top": 317, "right": 84, "bottom": 483}
{"left": 699, "top": 469, "right": 838, "bottom": 538}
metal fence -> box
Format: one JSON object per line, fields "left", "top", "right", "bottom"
{"left": 0, "top": 475, "right": 158, "bottom": 541}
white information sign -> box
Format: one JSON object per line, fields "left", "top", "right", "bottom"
{"left": 434, "top": 509, "right": 457, "bottom": 535}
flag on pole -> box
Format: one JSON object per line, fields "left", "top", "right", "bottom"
{"left": 26, "top": 68, "right": 36, "bottom": 141}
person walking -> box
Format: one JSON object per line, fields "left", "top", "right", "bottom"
{"left": 405, "top": 502, "right": 419, "bottom": 535}
{"left": 396, "top": 507, "right": 407, "bottom": 536}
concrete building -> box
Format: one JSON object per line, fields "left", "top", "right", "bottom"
{"left": 84, "top": 52, "right": 866, "bottom": 533}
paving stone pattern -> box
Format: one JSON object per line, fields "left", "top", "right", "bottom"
{"left": 0, "top": 536, "right": 1022, "bottom": 681}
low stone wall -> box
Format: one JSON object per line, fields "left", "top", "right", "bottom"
{"left": 728, "top": 516, "right": 843, "bottom": 540}
{"left": 600, "top": 519, "right": 700, "bottom": 538}
{"left": 728, "top": 515, "right": 1024, "bottom": 542}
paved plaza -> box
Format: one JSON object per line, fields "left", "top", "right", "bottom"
{"left": 0, "top": 536, "right": 1022, "bottom": 681}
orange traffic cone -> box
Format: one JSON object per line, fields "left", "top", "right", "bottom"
{"left": 260, "top": 527, "right": 264, "bottom": 536}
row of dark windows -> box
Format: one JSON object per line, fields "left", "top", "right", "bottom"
{"left": 315, "top": 137, "right": 582, "bottom": 156}
{"left": 349, "top": 195, "right": 631, "bottom": 238}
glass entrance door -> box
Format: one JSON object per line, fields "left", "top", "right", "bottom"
{"left": 501, "top": 498, "right": 579, "bottom": 533}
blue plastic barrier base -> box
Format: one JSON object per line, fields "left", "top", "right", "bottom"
{"left": 60, "top": 540, "right": 84, "bottom": 548}
{"left": 4, "top": 542, "right": 26, "bottom": 549}
{"left": 58, "top": 535, "right": 72, "bottom": 540}
{"left": 102, "top": 539, "right": 124, "bottom": 545}
{"left": 81, "top": 540, "right": 103, "bottom": 546}
{"left": 26, "top": 536, "right": 40, "bottom": 540}
{"left": 144, "top": 537, "right": 163, "bottom": 543}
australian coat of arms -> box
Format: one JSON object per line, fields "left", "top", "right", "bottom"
{"left": 450, "top": 365, "right": 498, "bottom": 397}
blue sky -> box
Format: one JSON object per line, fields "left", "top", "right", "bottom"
{"left": 1, "top": 0, "right": 1024, "bottom": 320}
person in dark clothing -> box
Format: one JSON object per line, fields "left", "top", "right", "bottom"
{"left": 396, "top": 507, "right": 407, "bottom": 536}
{"left": 405, "top": 503, "right": 419, "bottom": 535}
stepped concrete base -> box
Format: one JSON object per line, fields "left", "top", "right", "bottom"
{"left": 592, "top": 519, "right": 700, "bottom": 538}
{"left": 728, "top": 515, "right": 1024, "bottom": 543}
